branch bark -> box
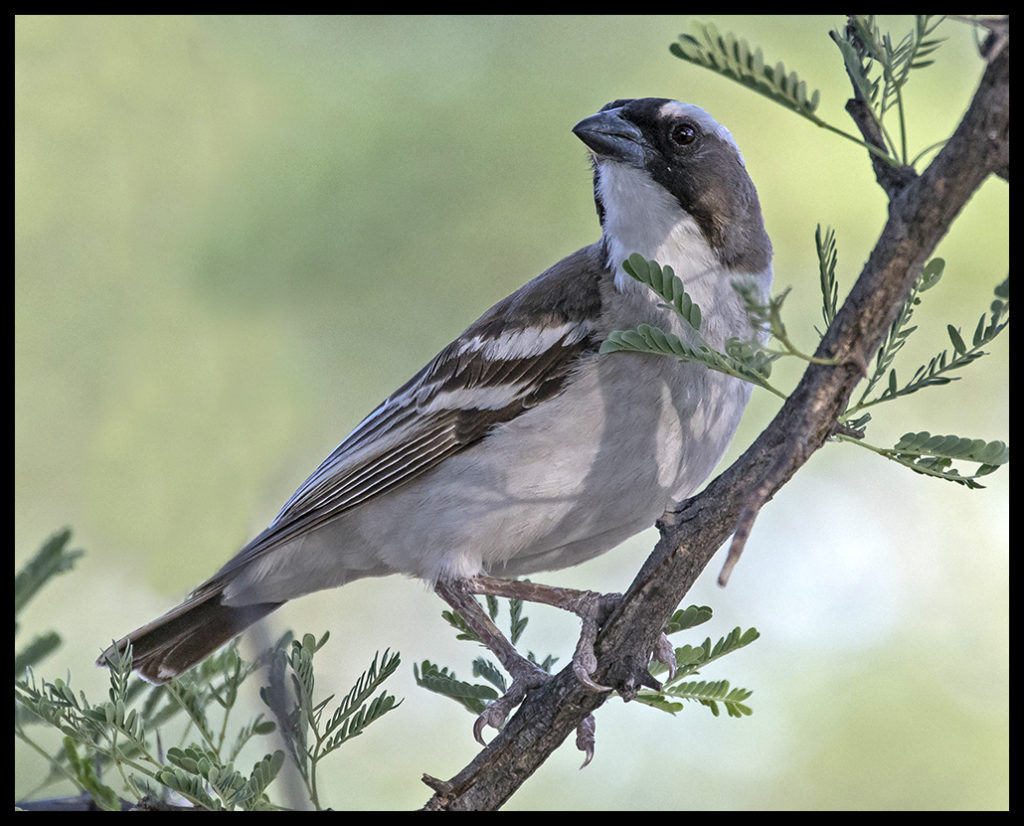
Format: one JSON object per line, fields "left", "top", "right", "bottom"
{"left": 423, "top": 29, "right": 1008, "bottom": 812}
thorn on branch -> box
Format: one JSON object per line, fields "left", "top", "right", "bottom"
{"left": 718, "top": 506, "right": 756, "bottom": 587}
{"left": 421, "top": 773, "right": 454, "bottom": 794}
{"left": 718, "top": 452, "right": 791, "bottom": 586}
{"left": 830, "top": 420, "right": 866, "bottom": 440}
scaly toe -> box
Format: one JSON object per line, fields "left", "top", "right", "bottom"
{"left": 572, "top": 659, "right": 611, "bottom": 693}
{"left": 472, "top": 669, "right": 549, "bottom": 745}
{"left": 576, "top": 714, "right": 597, "bottom": 768}
{"left": 653, "top": 632, "right": 677, "bottom": 681}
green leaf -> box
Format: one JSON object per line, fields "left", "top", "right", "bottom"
{"left": 664, "top": 605, "right": 714, "bottom": 635}
{"left": 815, "top": 224, "right": 839, "bottom": 329}
{"left": 632, "top": 693, "right": 685, "bottom": 715}
{"left": 240, "top": 750, "right": 285, "bottom": 810}
{"left": 441, "top": 609, "right": 483, "bottom": 643}
{"left": 671, "top": 22, "right": 822, "bottom": 119}
{"left": 652, "top": 626, "right": 760, "bottom": 684}
{"left": 851, "top": 267, "right": 1008, "bottom": 414}
{"left": 920, "top": 257, "right": 945, "bottom": 290}
{"left": 318, "top": 648, "right": 402, "bottom": 750}
{"left": 15, "top": 528, "right": 84, "bottom": 619}
{"left": 868, "top": 431, "right": 1011, "bottom": 488}
{"left": 829, "top": 16, "right": 947, "bottom": 164}
{"left": 895, "top": 431, "right": 1008, "bottom": 465}
{"left": 644, "top": 679, "right": 755, "bottom": 719}
{"left": 622, "top": 253, "right": 702, "bottom": 331}
{"left": 157, "top": 766, "right": 221, "bottom": 810}
{"left": 253, "top": 719, "right": 277, "bottom": 735}
{"left": 63, "top": 737, "right": 122, "bottom": 811}
{"left": 508, "top": 598, "right": 528, "bottom": 645}
{"left": 947, "top": 324, "right": 966, "bottom": 355}
{"left": 14, "top": 631, "right": 62, "bottom": 674}
{"left": 472, "top": 657, "right": 508, "bottom": 693}
{"left": 414, "top": 660, "right": 497, "bottom": 715}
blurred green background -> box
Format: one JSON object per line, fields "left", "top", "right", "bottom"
{"left": 15, "top": 15, "right": 1007, "bottom": 810}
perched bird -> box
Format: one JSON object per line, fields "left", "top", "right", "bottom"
{"left": 99, "top": 98, "right": 772, "bottom": 746}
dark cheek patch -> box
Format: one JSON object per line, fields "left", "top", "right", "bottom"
{"left": 649, "top": 136, "right": 770, "bottom": 273}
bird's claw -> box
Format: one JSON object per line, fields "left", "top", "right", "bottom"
{"left": 569, "top": 591, "right": 618, "bottom": 693}
{"left": 653, "top": 631, "right": 677, "bottom": 681}
{"left": 572, "top": 659, "right": 611, "bottom": 693}
{"left": 472, "top": 668, "right": 548, "bottom": 745}
{"left": 442, "top": 578, "right": 622, "bottom": 761}
{"left": 576, "top": 714, "right": 596, "bottom": 768}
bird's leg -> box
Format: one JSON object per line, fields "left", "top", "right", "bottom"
{"left": 434, "top": 579, "right": 551, "bottom": 745}
{"left": 436, "top": 576, "right": 676, "bottom": 764}
{"left": 435, "top": 577, "right": 601, "bottom": 764}
{"left": 462, "top": 576, "right": 619, "bottom": 691}
{"left": 464, "top": 575, "right": 678, "bottom": 685}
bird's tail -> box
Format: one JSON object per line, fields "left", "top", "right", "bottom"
{"left": 96, "top": 589, "right": 283, "bottom": 684}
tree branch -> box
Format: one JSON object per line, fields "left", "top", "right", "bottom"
{"left": 422, "top": 30, "right": 1008, "bottom": 812}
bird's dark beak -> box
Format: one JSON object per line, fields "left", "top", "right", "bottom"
{"left": 572, "top": 107, "right": 646, "bottom": 165}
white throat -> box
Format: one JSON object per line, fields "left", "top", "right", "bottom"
{"left": 598, "top": 162, "right": 720, "bottom": 295}
{"left": 597, "top": 160, "right": 772, "bottom": 349}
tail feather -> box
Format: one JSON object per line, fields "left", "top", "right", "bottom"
{"left": 97, "top": 590, "right": 282, "bottom": 684}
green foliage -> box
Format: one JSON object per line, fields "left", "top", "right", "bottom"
{"left": 600, "top": 254, "right": 781, "bottom": 397}
{"left": 664, "top": 604, "right": 714, "bottom": 635}
{"left": 259, "top": 634, "right": 401, "bottom": 811}
{"left": 415, "top": 596, "right": 557, "bottom": 713}
{"left": 636, "top": 680, "right": 754, "bottom": 719}
{"left": 850, "top": 272, "right": 1008, "bottom": 415}
{"left": 816, "top": 225, "right": 840, "bottom": 330}
{"left": 605, "top": 245, "right": 1009, "bottom": 489}
{"left": 63, "top": 736, "right": 123, "bottom": 811}
{"left": 157, "top": 745, "right": 284, "bottom": 811}
{"left": 414, "top": 661, "right": 499, "bottom": 716}
{"left": 639, "top": 625, "right": 759, "bottom": 718}
{"left": 671, "top": 16, "right": 952, "bottom": 168}
{"left": 612, "top": 21, "right": 1010, "bottom": 492}
{"left": 441, "top": 594, "right": 530, "bottom": 647}
{"left": 15, "top": 531, "right": 402, "bottom": 811}
{"left": 418, "top": 595, "right": 757, "bottom": 724}
{"left": 850, "top": 257, "right": 946, "bottom": 409}
{"left": 615, "top": 253, "right": 704, "bottom": 331}
{"left": 16, "top": 635, "right": 289, "bottom": 810}
{"left": 14, "top": 528, "right": 83, "bottom": 620}
{"left": 15, "top": 528, "right": 84, "bottom": 676}
{"left": 835, "top": 270, "right": 1009, "bottom": 486}
{"left": 670, "top": 22, "right": 822, "bottom": 123}
{"left": 857, "top": 431, "right": 1009, "bottom": 489}
{"left": 831, "top": 15, "right": 946, "bottom": 164}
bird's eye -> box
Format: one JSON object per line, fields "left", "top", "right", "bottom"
{"left": 670, "top": 122, "right": 697, "bottom": 147}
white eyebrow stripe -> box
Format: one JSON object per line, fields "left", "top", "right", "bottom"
{"left": 658, "top": 100, "right": 744, "bottom": 164}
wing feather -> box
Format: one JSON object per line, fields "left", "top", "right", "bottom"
{"left": 201, "top": 243, "right": 608, "bottom": 582}
{"left": 210, "top": 326, "right": 596, "bottom": 577}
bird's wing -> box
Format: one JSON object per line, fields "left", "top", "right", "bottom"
{"left": 205, "top": 245, "right": 607, "bottom": 580}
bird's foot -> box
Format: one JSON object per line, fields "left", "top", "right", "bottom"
{"left": 567, "top": 590, "right": 622, "bottom": 692}
{"left": 652, "top": 631, "right": 677, "bottom": 681}
{"left": 472, "top": 662, "right": 597, "bottom": 769}
{"left": 435, "top": 576, "right": 608, "bottom": 765}
{"left": 462, "top": 575, "right": 621, "bottom": 693}
{"left": 472, "top": 661, "right": 548, "bottom": 745}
